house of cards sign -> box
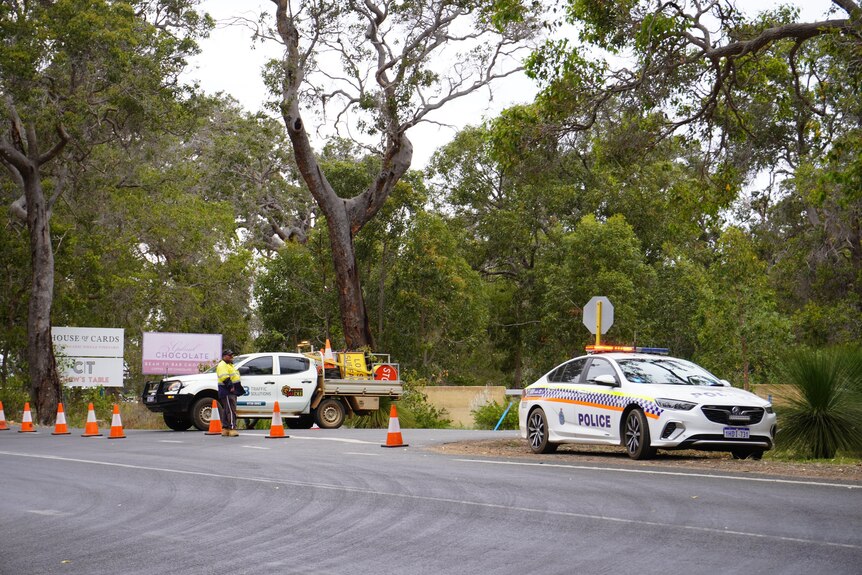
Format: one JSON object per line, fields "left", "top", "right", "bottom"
{"left": 52, "top": 327, "right": 125, "bottom": 387}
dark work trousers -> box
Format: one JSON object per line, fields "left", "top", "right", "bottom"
{"left": 220, "top": 394, "right": 237, "bottom": 430}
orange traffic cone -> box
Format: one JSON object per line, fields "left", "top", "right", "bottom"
{"left": 381, "top": 403, "right": 408, "bottom": 448}
{"left": 323, "top": 339, "right": 336, "bottom": 368}
{"left": 265, "top": 401, "right": 288, "bottom": 439}
{"left": 19, "top": 402, "right": 36, "bottom": 433}
{"left": 205, "top": 399, "right": 223, "bottom": 435}
{"left": 108, "top": 404, "right": 126, "bottom": 439}
{"left": 0, "top": 400, "right": 9, "bottom": 430}
{"left": 51, "top": 403, "right": 71, "bottom": 435}
{"left": 81, "top": 403, "right": 103, "bottom": 437}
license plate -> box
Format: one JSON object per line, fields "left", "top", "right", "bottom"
{"left": 146, "top": 396, "right": 155, "bottom": 403}
{"left": 724, "top": 427, "right": 750, "bottom": 439}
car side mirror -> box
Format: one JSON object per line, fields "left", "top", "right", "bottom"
{"left": 593, "top": 374, "right": 617, "bottom": 386}
{"left": 719, "top": 379, "right": 731, "bottom": 387}
{"left": 238, "top": 366, "right": 250, "bottom": 376}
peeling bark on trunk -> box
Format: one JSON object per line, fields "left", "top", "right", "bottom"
{"left": 1, "top": 113, "right": 67, "bottom": 426}
{"left": 25, "top": 174, "right": 61, "bottom": 423}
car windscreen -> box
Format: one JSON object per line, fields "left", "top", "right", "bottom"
{"left": 203, "top": 355, "right": 249, "bottom": 373}
{"left": 616, "top": 358, "right": 723, "bottom": 386}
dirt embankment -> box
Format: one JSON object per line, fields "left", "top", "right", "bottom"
{"left": 432, "top": 439, "right": 862, "bottom": 483}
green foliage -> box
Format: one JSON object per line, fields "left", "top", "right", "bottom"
{"left": 472, "top": 399, "right": 518, "bottom": 430}
{"left": 395, "top": 374, "right": 451, "bottom": 429}
{"left": 696, "top": 228, "right": 792, "bottom": 388}
{"left": 776, "top": 346, "right": 862, "bottom": 459}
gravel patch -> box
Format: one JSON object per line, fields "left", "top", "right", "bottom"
{"left": 431, "top": 439, "right": 862, "bottom": 483}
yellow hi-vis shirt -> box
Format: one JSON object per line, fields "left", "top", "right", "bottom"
{"left": 216, "top": 360, "right": 240, "bottom": 385}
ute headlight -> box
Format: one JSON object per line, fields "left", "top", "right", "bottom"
{"left": 655, "top": 398, "right": 697, "bottom": 411}
{"left": 163, "top": 380, "right": 183, "bottom": 393}
{"left": 765, "top": 404, "right": 774, "bottom": 414}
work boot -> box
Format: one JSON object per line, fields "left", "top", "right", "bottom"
{"left": 228, "top": 429, "right": 239, "bottom": 437}
{"left": 221, "top": 429, "right": 230, "bottom": 437}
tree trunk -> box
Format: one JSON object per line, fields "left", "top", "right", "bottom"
{"left": 326, "top": 204, "right": 375, "bottom": 348}
{"left": 1, "top": 115, "right": 67, "bottom": 425}
{"left": 24, "top": 170, "right": 62, "bottom": 423}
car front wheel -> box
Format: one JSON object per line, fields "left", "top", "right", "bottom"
{"left": 527, "top": 408, "right": 557, "bottom": 454}
{"left": 163, "top": 413, "right": 192, "bottom": 431}
{"left": 191, "top": 397, "right": 216, "bottom": 431}
{"left": 624, "top": 409, "right": 656, "bottom": 460}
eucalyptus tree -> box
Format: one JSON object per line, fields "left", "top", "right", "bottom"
{"left": 264, "top": 0, "right": 539, "bottom": 348}
{"left": 0, "top": 0, "right": 211, "bottom": 422}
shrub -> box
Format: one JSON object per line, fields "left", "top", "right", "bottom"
{"left": 776, "top": 346, "right": 862, "bottom": 459}
{"left": 472, "top": 400, "right": 518, "bottom": 430}
{"left": 395, "top": 373, "right": 451, "bottom": 429}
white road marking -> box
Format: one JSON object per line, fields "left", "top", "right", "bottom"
{"left": 453, "top": 458, "right": 862, "bottom": 490}
{"left": 1, "top": 450, "right": 858, "bottom": 551}
{"left": 158, "top": 440, "right": 183, "bottom": 444}
{"left": 27, "top": 509, "right": 71, "bottom": 516}
{"left": 244, "top": 434, "right": 377, "bottom": 445}
{"left": 343, "top": 451, "right": 380, "bottom": 456}
{"left": 242, "top": 445, "right": 269, "bottom": 450}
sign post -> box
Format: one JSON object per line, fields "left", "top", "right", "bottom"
{"left": 583, "top": 296, "right": 614, "bottom": 346}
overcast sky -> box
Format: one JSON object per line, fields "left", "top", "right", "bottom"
{"left": 184, "top": 0, "right": 830, "bottom": 169}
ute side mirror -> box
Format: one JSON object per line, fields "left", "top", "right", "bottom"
{"left": 719, "top": 379, "right": 732, "bottom": 387}
{"left": 238, "top": 366, "right": 250, "bottom": 376}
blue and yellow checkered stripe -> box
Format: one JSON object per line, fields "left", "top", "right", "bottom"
{"left": 522, "top": 386, "right": 663, "bottom": 419}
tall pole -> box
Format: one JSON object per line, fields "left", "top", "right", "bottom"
{"left": 596, "top": 300, "right": 602, "bottom": 347}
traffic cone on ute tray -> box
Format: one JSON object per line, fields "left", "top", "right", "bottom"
{"left": 108, "top": 404, "right": 126, "bottom": 439}
{"left": 51, "top": 403, "right": 71, "bottom": 435}
{"left": 205, "top": 399, "right": 223, "bottom": 435}
{"left": 82, "top": 403, "right": 103, "bottom": 437}
{"left": 265, "top": 401, "right": 288, "bottom": 439}
{"left": 0, "top": 400, "right": 9, "bottom": 430}
{"left": 323, "top": 339, "right": 336, "bottom": 367}
{"left": 381, "top": 403, "right": 407, "bottom": 448}
{"left": 19, "top": 402, "right": 36, "bottom": 433}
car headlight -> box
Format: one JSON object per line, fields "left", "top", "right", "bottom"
{"left": 655, "top": 398, "right": 697, "bottom": 411}
{"left": 765, "top": 404, "right": 774, "bottom": 414}
{"left": 163, "top": 380, "right": 183, "bottom": 393}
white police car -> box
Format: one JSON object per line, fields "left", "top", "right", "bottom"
{"left": 518, "top": 346, "right": 777, "bottom": 460}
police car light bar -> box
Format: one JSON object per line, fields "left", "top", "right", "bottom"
{"left": 586, "top": 345, "right": 669, "bottom": 355}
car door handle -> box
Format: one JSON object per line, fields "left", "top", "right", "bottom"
{"left": 302, "top": 380, "right": 312, "bottom": 384}
{"left": 264, "top": 381, "right": 276, "bottom": 385}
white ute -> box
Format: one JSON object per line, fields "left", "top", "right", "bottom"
{"left": 142, "top": 350, "right": 402, "bottom": 430}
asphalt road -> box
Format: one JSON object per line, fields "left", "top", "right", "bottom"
{"left": 1, "top": 427, "right": 860, "bottom": 575}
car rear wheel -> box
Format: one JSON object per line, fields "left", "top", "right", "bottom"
{"left": 731, "top": 447, "right": 764, "bottom": 460}
{"left": 527, "top": 408, "right": 557, "bottom": 454}
{"left": 624, "top": 409, "right": 656, "bottom": 460}
{"left": 315, "top": 398, "right": 345, "bottom": 429}
{"left": 163, "top": 413, "right": 192, "bottom": 431}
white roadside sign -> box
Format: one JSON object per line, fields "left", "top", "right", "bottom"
{"left": 582, "top": 296, "right": 614, "bottom": 335}
{"left": 52, "top": 326, "right": 124, "bottom": 358}
{"left": 52, "top": 327, "right": 125, "bottom": 387}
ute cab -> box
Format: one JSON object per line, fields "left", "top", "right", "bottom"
{"left": 143, "top": 352, "right": 318, "bottom": 431}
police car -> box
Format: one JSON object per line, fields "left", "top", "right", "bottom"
{"left": 518, "top": 346, "right": 777, "bottom": 460}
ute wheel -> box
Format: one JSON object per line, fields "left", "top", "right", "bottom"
{"left": 286, "top": 415, "right": 315, "bottom": 429}
{"left": 314, "top": 398, "right": 346, "bottom": 429}
{"left": 624, "top": 409, "right": 656, "bottom": 460}
{"left": 163, "top": 413, "right": 192, "bottom": 431}
{"left": 731, "top": 448, "right": 764, "bottom": 460}
{"left": 527, "top": 408, "right": 557, "bottom": 454}
{"left": 191, "top": 397, "right": 217, "bottom": 431}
